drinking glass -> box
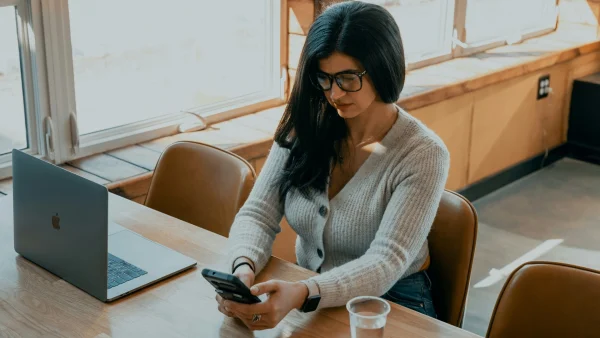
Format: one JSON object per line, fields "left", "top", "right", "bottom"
{"left": 346, "top": 296, "right": 391, "bottom": 338}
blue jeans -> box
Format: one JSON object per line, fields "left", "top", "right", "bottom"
{"left": 381, "top": 270, "right": 437, "bottom": 318}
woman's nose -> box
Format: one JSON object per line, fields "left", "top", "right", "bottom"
{"left": 329, "top": 83, "right": 345, "bottom": 101}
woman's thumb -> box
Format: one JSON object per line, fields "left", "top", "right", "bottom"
{"left": 250, "top": 281, "right": 278, "bottom": 295}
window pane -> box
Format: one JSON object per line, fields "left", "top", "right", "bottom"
{"left": 0, "top": 6, "right": 27, "bottom": 155}
{"left": 466, "top": 0, "right": 556, "bottom": 43}
{"left": 68, "top": 0, "right": 271, "bottom": 135}
{"left": 362, "top": 0, "right": 453, "bottom": 62}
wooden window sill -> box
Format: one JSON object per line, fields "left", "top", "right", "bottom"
{"left": 1, "top": 23, "right": 597, "bottom": 200}
{"left": 400, "top": 23, "right": 600, "bottom": 110}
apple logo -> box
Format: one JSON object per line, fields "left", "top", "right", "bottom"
{"left": 51, "top": 213, "right": 60, "bottom": 230}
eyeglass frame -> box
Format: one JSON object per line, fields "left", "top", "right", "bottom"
{"left": 310, "top": 69, "right": 368, "bottom": 92}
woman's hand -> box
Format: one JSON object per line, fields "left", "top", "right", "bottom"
{"left": 223, "top": 280, "right": 309, "bottom": 331}
{"left": 215, "top": 265, "right": 255, "bottom": 318}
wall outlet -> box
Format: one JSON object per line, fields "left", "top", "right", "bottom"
{"left": 538, "top": 75, "right": 550, "bottom": 100}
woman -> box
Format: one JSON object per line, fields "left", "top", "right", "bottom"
{"left": 216, "top": 1, "right": 449, "bottom": 330}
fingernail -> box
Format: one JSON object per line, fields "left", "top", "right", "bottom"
{"left": 251, "top": 286, "right": 258, "bottom": 293}
{"left": 225, "top": 306, "right": 229, "bottom": 312}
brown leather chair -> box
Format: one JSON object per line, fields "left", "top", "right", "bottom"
{"left": 427, "top": 189, "right": 478, "bottom": 328}
{"left": 486, "top": 261, "right": 600, "bottom": 338}
{"left": 145, "top": 141, "right": 256, "bottom": 237}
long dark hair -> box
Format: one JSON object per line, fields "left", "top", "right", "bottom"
{"left": 275, "top": 1, "right": 406, "bottom": 200}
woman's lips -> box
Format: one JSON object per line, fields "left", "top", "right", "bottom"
{"left": 336, "top": 103, "right": 352, "bottom": 109}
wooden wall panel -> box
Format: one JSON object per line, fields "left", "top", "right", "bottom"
{"left": 468, "top": 65, "right": 569, "bottom": 184}
{"left": 410, "top": 94, "right": 474, "bottom": 191}
{"left": 544, "top": 65, "right": 569, "bottom": 149}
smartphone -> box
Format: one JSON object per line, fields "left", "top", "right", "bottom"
{"left": 202, "top": 268, "right": 261, "bottom": 304}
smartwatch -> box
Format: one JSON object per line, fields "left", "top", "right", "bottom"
{"left": 299, "top": 280, "right": 321, "bottom": 313}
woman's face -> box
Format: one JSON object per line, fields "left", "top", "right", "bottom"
{"left": 317, "top": 52, "right": 378, "bottom": 119}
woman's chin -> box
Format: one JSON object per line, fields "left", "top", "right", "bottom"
{"left": 336, "top": 105, "right": 359, "bottom": 119}
{"left": 337, "top": 110, "right": 361, "bottom": 120}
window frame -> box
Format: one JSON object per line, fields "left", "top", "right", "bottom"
{"left": 0, "top": 0, "right": 49, "bottom": 179}
{"left": 39, "top": 0, "right": 285, "bottom": 164}
{"left": 452, "top": 0, "right": 559, "bottom": 58}
{"left": 361, "top": 0, "right": 456, "bottom": 71}
{"left": 329, "top": 0, "right": 559, "bottom": 70}
{"left": 405, "top": 0, "right": 456, "bottom": 71}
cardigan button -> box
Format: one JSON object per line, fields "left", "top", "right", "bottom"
{"left": 318, "top": 206, "right": 328, "bottom": 217}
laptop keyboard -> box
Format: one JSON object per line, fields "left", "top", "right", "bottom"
{"left": 107, "top": 253, "right": 148, "bottom": 289}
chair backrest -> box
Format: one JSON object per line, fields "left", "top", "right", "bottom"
{"left": 486, "top": 261, "right": 600, "bottom": 338}
{"left": 145, "top": 141, "right": 256, "bottom": 237}
{"left": 427, "top": 190, "right": 478, "bottom": 327}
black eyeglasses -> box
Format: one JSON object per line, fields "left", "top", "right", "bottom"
{"left": 311, "top": 70, "right": 367, "bottom": 92}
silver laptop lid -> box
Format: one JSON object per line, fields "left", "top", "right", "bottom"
{"left": 12, "top": 149, "right": 108, "bottom": 301}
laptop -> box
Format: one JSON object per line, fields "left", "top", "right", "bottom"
{"left": 12, "top": 149, "right": 197, "bottom": 302}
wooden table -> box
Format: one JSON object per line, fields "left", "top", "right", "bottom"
{"left": 0, "top": 194, "right": 480, "bottom": 337}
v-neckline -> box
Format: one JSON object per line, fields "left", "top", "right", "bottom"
{"left": 327, "top": 107, "right": 402, "bottom": 203}
{"left": 327, "top": 144, "right": 380, "bottom": 203}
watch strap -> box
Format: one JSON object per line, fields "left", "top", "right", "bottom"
{"left": 299, "top": 280, "right": 321, "bottom": 313}
{"left": 301, "top": 279, "right": 320, "bottom": 298}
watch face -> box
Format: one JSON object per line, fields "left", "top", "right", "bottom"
{"left": 303, "top": 295, "right": 321, "bottom": 312}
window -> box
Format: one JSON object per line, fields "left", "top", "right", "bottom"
{"left": 0, "top": 0, "right": 43, "bottom": 177}
{"left": 41, "top": 0, "right": 282, "bottom": 162}
{"left": 343, "top": 0, "right": 558, "bottom": 66}
{"left": 465, "top": 0, "right": 558, "bottom": 45}
{"left": 0, "top": 6, "right": 27, "bottom": 156}
{"left": 68, "top": 0, "right": 277, "bottom": 137}
{"left": 362, "top": 0, "right": 455, "bottom": 66}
